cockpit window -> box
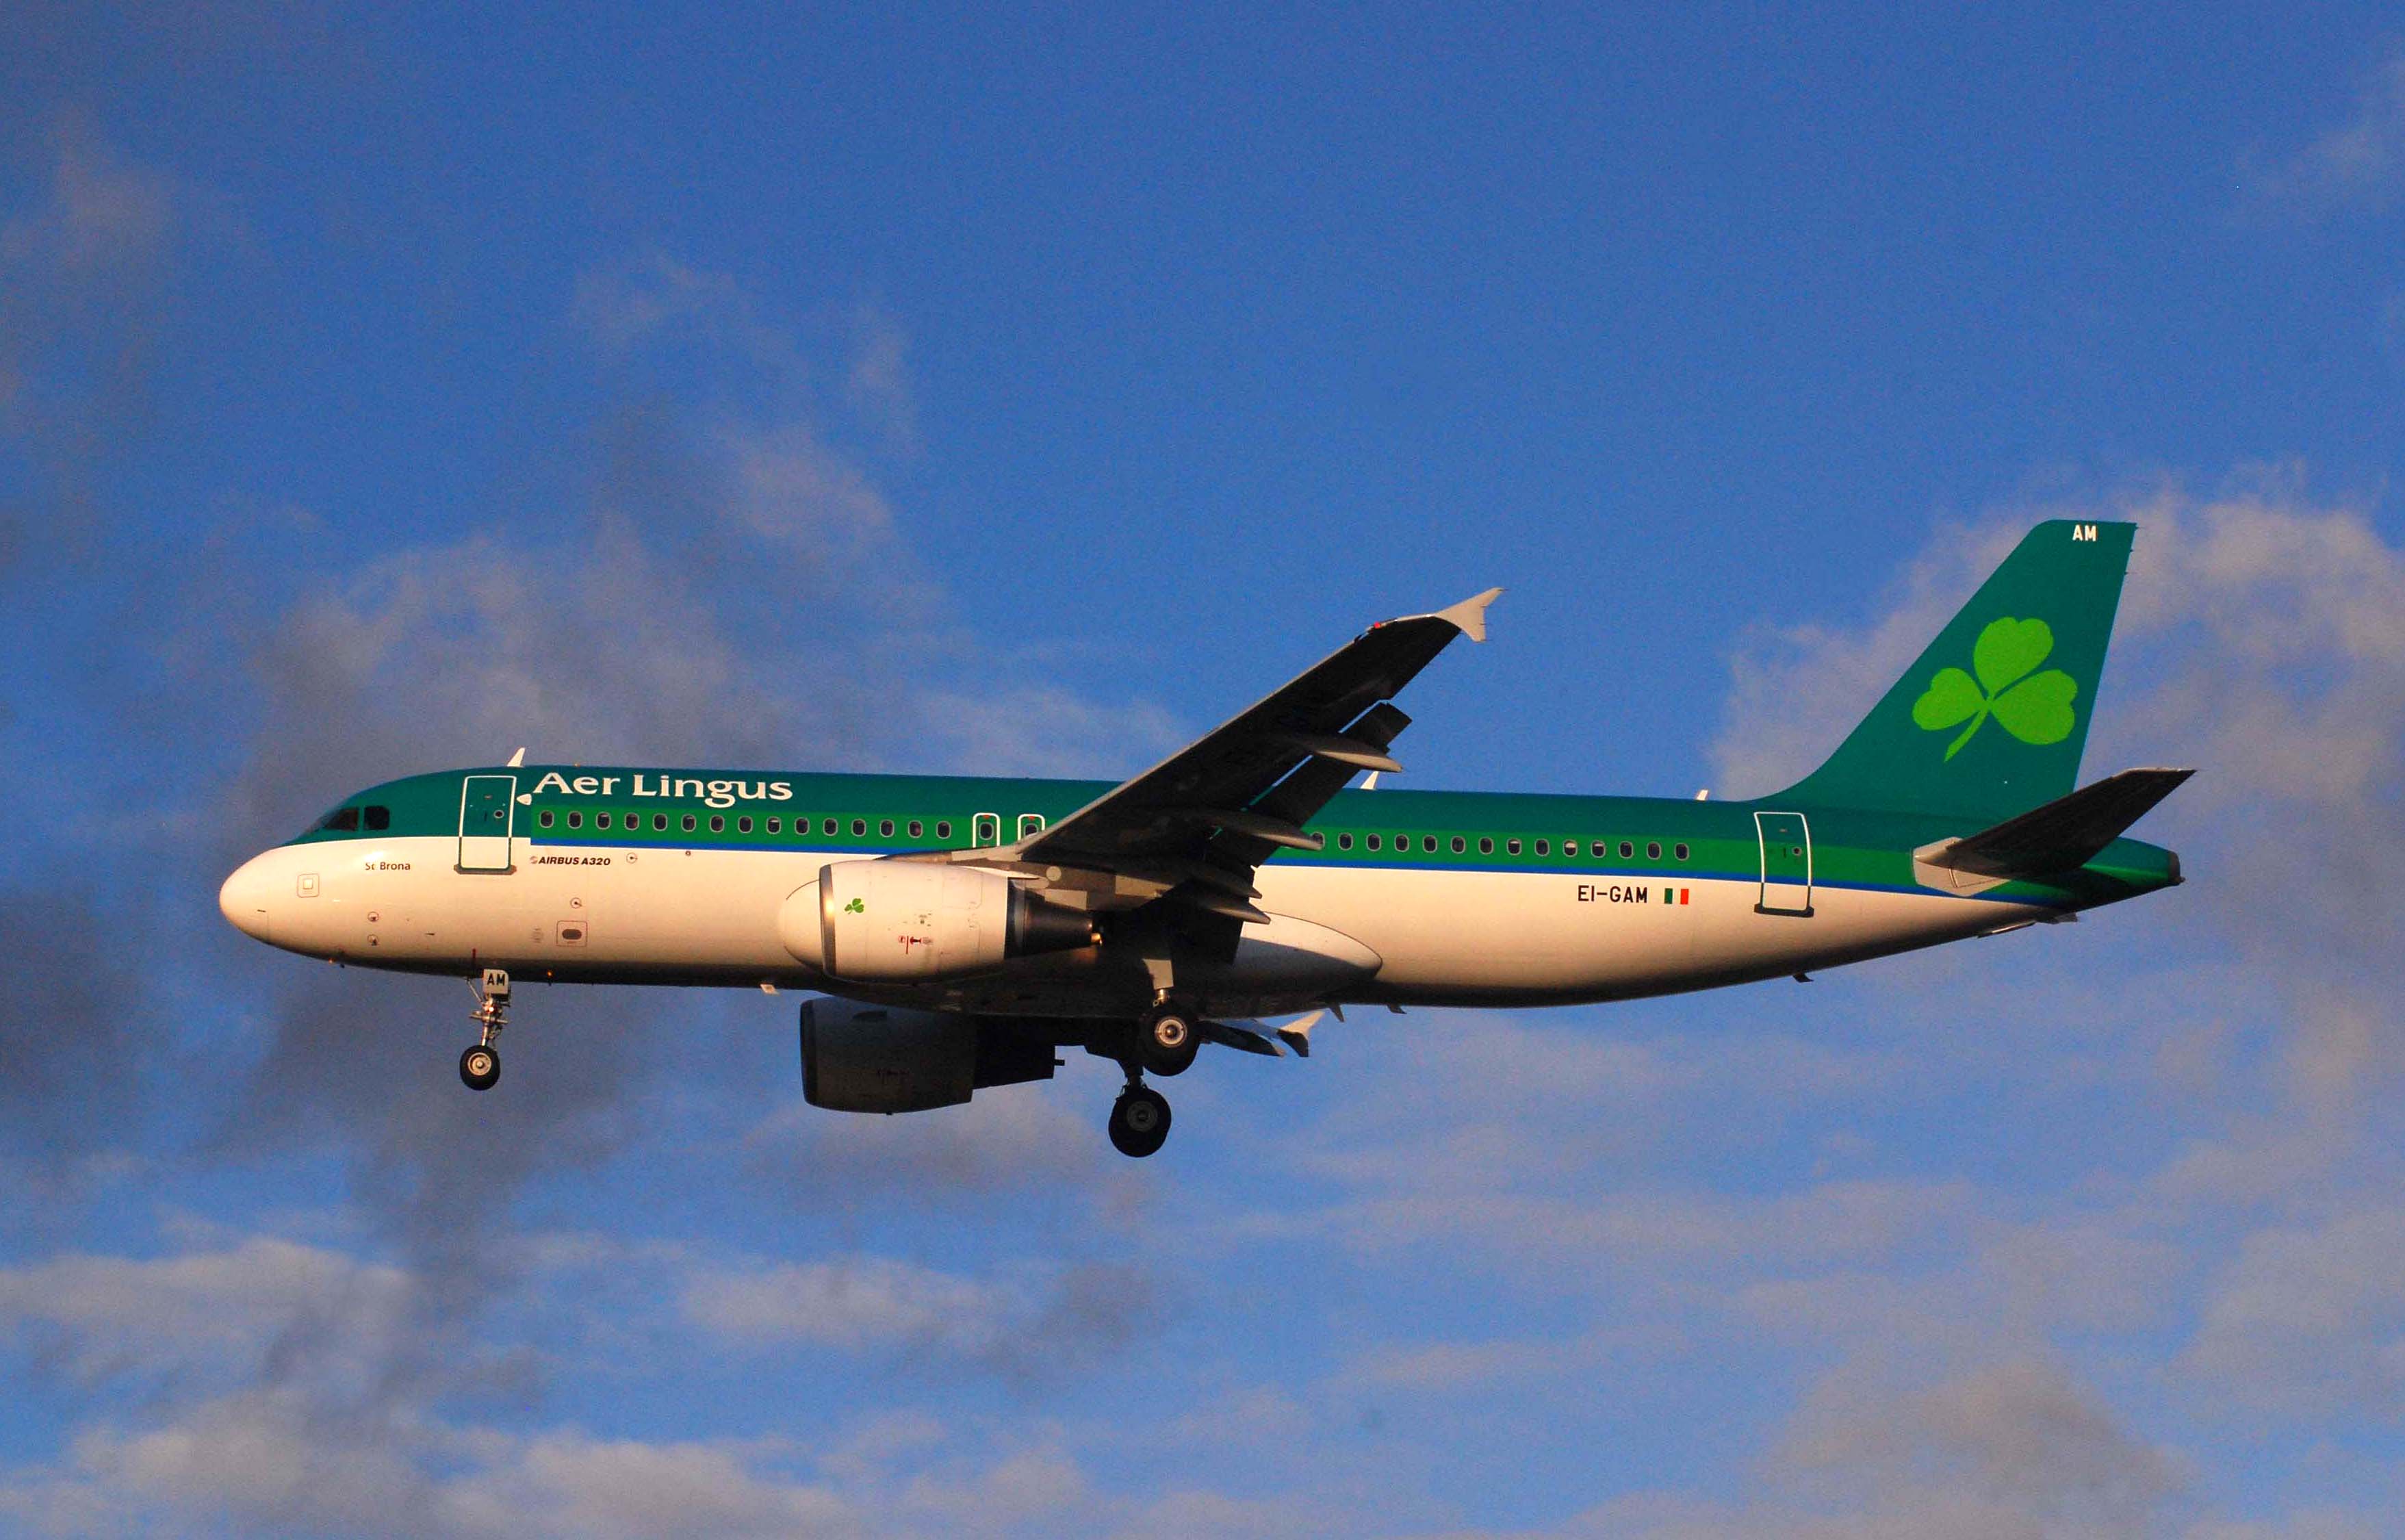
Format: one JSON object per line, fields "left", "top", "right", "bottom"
{"left": 319, "top": 806, "right": 361, "bottom": 833}
{"left": 363, "top": 805, "right": 390, "bottom": 832}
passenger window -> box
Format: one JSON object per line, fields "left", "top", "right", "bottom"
{"left": 1393, "top": 833, "right": 1409, "bottom": 850}
{"left": 1479, "top": 836, "right": 1493, "bottom": 855}
{"left": 1675, "top": 843, "right": 1689, "bottom": 860}
{"left": 1018, "top": 813, "right": 1046, "bottom": 840}
{"left": 880, "top": 819, "right": 895, "bottom": 838}
{"left": 936, "top": 820, "right": 952, "bottom": 840}
{"left": 1562, "top": 840, "right": 1579, "bottom": 856}
{"left": 737, "top": 816, "right": 753, "bottom": 834}
{"left": 596, "top": 812, "right": 611, "bottom": 830}
{"left": 1647, "top": 842, "right": 1661, "bottom": 860}
{"left": 682, "top": 814, "right": 697, "bottom": 833}
{"left": 653, "top": 813, "right": 668, "bottom": 832}
{"left": 709, "top": 815, "right": 725, "bottom": 833}
{"left": 1422, "top": 835, "right": 1437, "bottom": 853}
{"left": 908, "top": 820, "right": 923, "bottom": 838}
{"left": 1366, "top": 834, "right": 1381, "bottom": 851}
{"left": 1535, "top": 838, "right": 1550, "bottom": 856}
{"left": 1338, "top": 833, "right": 1354, "bottom": 851}
{"left": 363, "top": 806, "right": 389, "bottom": 831}
{"left": 1619, "top": 840, "right": 1634, "bottom": 859}
{"left": 767, "top": 817, "right": 781, "bottom": 834}
{"left": 851, "top": 819, "right": 866, "bottom": 837}
{"left": 1451, "top": 836, "right": 1465, "bottom": 854}
{"left": 1507, "top": 838, "right": 1522, "bottom": 856}
{"left": 569, "top": 811, "right": 584, "bottom": 830}
{"left": 824, "top": 817, "right": 838, "bottom": 836}
{"left": 539, "top": 810, "right": 554, "bottom": 829}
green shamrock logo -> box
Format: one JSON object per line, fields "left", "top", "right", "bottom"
{"left": 843, "top": 897, "right": 865, "bottom": 913}
{"left": 1912, "top": 617, "right": 2079, "bottom": 760}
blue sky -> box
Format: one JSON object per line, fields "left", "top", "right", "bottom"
{"left": 4, "top": 5, "right": 2405, "bottom": 1535}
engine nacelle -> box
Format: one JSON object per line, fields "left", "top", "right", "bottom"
{"left": 799, "top": 998, "right": 1055, "bottom": 1114}
{"left": 777, "top": 860, "right": 1096, "bottom": 983}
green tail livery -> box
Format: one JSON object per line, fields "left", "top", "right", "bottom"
{"left": 220, "top": 519, "right": 2185, "bottom": 1159}
{"left": 1779, "top": 519, "right": 2133, "bottom": 823}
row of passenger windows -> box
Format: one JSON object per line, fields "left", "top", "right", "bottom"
{"left": 539, "top": 810, "right": 959, "bottom": 841}
{"left": 319, "top": 805, "right": 391, "bottom": 832}
{"left": 528, "top": 806, "right": 1693, "bottom": 862}
{"left": 1335, "top": 832, "right": 1689, "bottom": 862}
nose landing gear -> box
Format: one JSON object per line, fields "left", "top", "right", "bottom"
{"left": 460, "top": 968, "right": 509, "bottom": 1090}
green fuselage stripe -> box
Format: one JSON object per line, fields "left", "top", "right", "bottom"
{"left": 292, "top": 765, "right": 2182, "bottom": 915}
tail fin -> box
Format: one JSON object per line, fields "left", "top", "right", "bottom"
{"left": 1773, "top": 520, "right": 2135, "bottom": 821}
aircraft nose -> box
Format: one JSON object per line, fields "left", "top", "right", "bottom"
{"left": 218, "top": 854, "right": 276, "bottom": 944}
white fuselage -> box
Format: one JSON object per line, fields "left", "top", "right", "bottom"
{"left": 220, "top": 832, "right": 2031, "bottom": 1018}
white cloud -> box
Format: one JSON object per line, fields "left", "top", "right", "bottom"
{"left": 441, "top": 1431, "right": 853, "bottom": 1540}
{"left": 2246, "top": 49, "right": 2405, "bottom": 215}
{"left": 0, "top": 124, "right": 186, "bottom": 568}
{"left": 0, "top": 1237, "right": 414, "bottom": 1391}
{"left": 2181, "top": 1204, "right": 2405, "bottom": 1417}
{"left": 1548, "top": 1360, "right": 2184, "bottom": 1540}
{"left": 680, "top": 1253, "right": 1151, "bottom": 1380}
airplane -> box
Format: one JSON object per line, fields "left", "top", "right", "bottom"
{"left": 219, "top": 520, "right": 2187, "bottom": 1157}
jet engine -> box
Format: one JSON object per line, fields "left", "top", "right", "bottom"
{"left": 777, "top": 860, "right": 1096, "bottom": 983}
{"left": 800, "top": 999, "right": 1055, "bottom": 1113}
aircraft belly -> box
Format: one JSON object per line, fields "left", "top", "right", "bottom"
{"left": 1255, "top": 866, "right": 1698, "bottom": 994}
{"left": 1256, "top": 864, "right": 2035, "bottom": 1003}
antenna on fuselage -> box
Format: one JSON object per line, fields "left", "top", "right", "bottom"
{"left": 506, "top": 747, "right": 526, "bottom": 767}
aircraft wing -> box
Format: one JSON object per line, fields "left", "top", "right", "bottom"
{"left": 1004, "top": 588, "right": 1501, "bottom": 921}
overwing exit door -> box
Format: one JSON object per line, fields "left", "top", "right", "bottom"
{"left": 1753, "top": 810, "right": 1813, "bottom": 916}
{"left": 459, "top": 775, "right": 517, "bottom": 872}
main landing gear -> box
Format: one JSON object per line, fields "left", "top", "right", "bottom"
{"left": 1109, "top": 1075, "right": 1172, "bottom": 1158}
{"left": 1136, "top": 998, "right": 1199, "bottom": 1077}
{"left": 460, "top": 968, "right": 508, "bottom": 1090}
{"left": 1106, "top": 995, "right": 1193, "bottom": 1157}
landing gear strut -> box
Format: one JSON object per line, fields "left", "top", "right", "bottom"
{"left": 460, "top": 968, "right": 508, "bottom": 1090}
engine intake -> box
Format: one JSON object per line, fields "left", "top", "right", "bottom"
{"left": 800, "top": 999, "right": 1056, "bottom": 1113}
{"left": 777, "top": 861, "right": 1096, "bottom": 982}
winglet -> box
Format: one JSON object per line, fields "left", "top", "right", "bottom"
{"left": 1435, "top": 588, "right": 1504, "bottom": 643}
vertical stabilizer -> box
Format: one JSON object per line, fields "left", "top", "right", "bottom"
{"left": 1773, "top": 520, "right": 2134, "bottom": 821}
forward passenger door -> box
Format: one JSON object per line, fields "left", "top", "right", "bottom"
{"left": 458, "top": 775, "right": 517, "bottom": 873}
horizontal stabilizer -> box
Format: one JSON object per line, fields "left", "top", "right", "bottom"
{"left": 1918, "top": 767, "right": 2192, "bottom": 882}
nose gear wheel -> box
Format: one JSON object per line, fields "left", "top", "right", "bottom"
{"left": 460, "top": 1044, "right": 500, "bottom": 1090}
{"left": 459, "top": 968, "right": 509, "bottom": 1091}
